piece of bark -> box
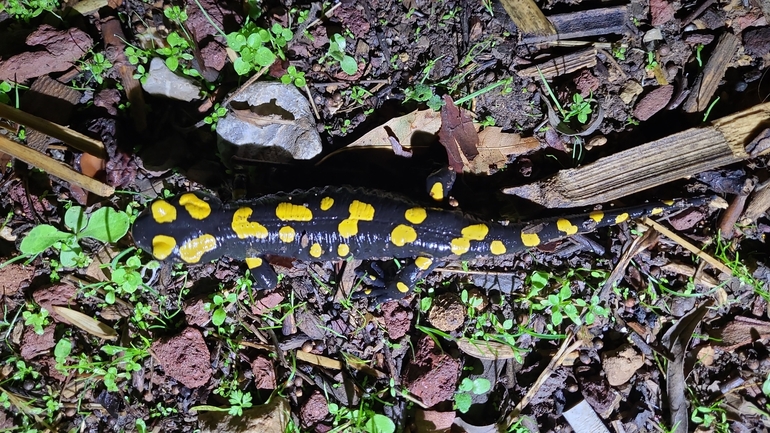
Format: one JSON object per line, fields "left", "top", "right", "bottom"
{"left": 562, "top": 400, "right": 611, "bottom": 433}
{"left": 517, "top": 48, "right": 597, "bottom": 79}
{"left": 683, "top": 32, "right": 740, "bottom": 113}
{"left": 20, "top": 76, "right": 81, "bottom": 152}
{"left": 100, "top": 8, "right": 147, "bottom": 132}
{"left": 0, "top": 135, "right": 114, "bottom": 196}
{"left": 742, "top": 178, "right": 770, "bottom": 223}
{"left": 499, "top": 0, "right": 556, "bottom": 36}
{"left": 718, "top": 179, "right": 754, "bottom": 238}
{"left": 521, "top": 6, "right": 628, "bottom": 44}
{"left": 503, "top": 101, "right": 770, "bottom": 207}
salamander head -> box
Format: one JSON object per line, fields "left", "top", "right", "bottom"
{"left": 132, "top": 192, "right": 222, "bottom": 263}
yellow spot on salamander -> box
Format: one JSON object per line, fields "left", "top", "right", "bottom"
{"left": 396, "top": 282, "right": 410, "bottom": 293}
{"left": 275, "top": 202, "right": 313, "bottom": 221}
{"left": 405, "top": 207, "right": 427, "bottom": 224}
{"left": 320, "top": 197, "right": 334, "bottom": 211}
{"left": 338, "top": 200, "right": 376, "bottom": 238}
{"left": 391, "top": 224, "right": 417, "bottom": 247}
{"left": 429, "top": 182, "right": 444, "bottom": 201}
{"left": 651, "top": 207, "right": 664, "bottom": 216}
{"left": 490, "top": 240, "right": 506, "bottom": 255}
{"left": 461, "top": 224, "right": 489, "bottom": 241}
{"left": 179, "top": 193, "right": 211, "bottom": 220}
{"left": 589, "top": 211, "right": 604, "bottom": 223}
{"left": 556, "top": 218, "right": 578, "bottom": 235}
{"left": 337, "top": 244, "right": 350, "bottom": 257}
{"left": 232, "top": 208, "right": 269, "bottom": 239}
{"left": 178, "top": 234, "right": 217, "bottom": 263}
{"left": 521, "top": 232, "right": 540, "bottom": 247}
{"left": 151, "top": 200, "right": 177, "bottom": 224}
{"left": 246, "top": 257, "right": 263, "bottom": 268}
{"left": 279, "top": 226, "right": 296, "bottom": 243}
{"left": 349, "top": 200, "right": 375, "bottom": 220}
{"left": 615, "top": 213, "right": 629, "bottom": 224}
{"left": 152, "top": 235, "right": 176, "bottom": 260}
{"left": 338, "top": 219, "right": 359, "bottom": 238}
{"left": 662, "top": 199, "right": 674, "bottom": 206}
{"left": 309, "top": 243, "right": 323, "bottom": 258}
{"left": 450, "top": 237, "right": 470, "bottom": 255}
{"left": 415, "top": 257, "right": 433, "bottom": 270}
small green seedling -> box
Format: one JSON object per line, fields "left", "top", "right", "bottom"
{"left": 454, "top": 377, "right": 491, "bottom": 413}
{"left": 204, "top": 103, "right": 228, "bottom": 131}
{"left": 23, "top": 303, "right": 49, "bottom": 335}
{"left": 280, "top": 65, "right": 307, "bottom": 87}
{"left": 19, "top": 206, "right": 130, "bottom": 268}
{"left": 325, "top": 33, "right": 358, "bottom": 75}
{"left": 563, "top": 93, "right": 594, "bottom": 124}
{"left": 81, "top": 52, "right": 113, "bottom": 85}
{"left": 227, "top": 22, "right": 293, "bottom": 75}
{"left": 0, "top": 0, "right": 59, "bottom": 21}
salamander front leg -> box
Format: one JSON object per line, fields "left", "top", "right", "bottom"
{"left": 246, "top": 257, "right": 278, "bottom": 290}
{"left": 356, "top": 256, "right": 436, "bottom": 304}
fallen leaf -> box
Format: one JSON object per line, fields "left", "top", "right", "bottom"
{"left": 52, "top": 306, "right": 117, "bottom": 340}
{"left": 438, "top": 95, "right": 479, "bottom": 172}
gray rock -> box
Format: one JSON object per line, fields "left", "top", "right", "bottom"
{"left": 217, "top": 82, "right": 322, "bottom": 164}
{"left": 141, "top": 57, "right": 201, "bottom": 102}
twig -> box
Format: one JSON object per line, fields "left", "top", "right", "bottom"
{"left": 0, "top": 136, "right": 114, "bottom": 196}
{"left": 0, "top": 103, "right": 107, "bottom": 158}
{"left": 641, "top": 217, "right": 732, "bottom": 275}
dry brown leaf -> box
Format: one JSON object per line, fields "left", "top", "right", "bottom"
{"left": 468, "top": 128, "right": 542, "bottom": 174}
{"left": 457, "top": 338, "right": 519, "bottom": 360}
{"left": 52, "top": 306, "right": 117, "bottom": 340}
{"left": 347, "top": 109, "right": 442, "bottom": 149}
{"left": 438, "top": 95, "right": 479, "bottom": 172}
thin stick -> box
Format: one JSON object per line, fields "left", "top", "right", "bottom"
{"left": 0, "top": 103, "right": 107, "bottom": 158}
{"left": 642, "top": 217, "right": 732, "bottom": 275}
{"left": 0, "top": 135, "right": 114, "bottom": 196}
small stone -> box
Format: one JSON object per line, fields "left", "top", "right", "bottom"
{"left": 619, "top": 80, "right": 643, "bottom": 104}
{"left": 428, "top": 293, "right": 466, "bottom": 332}
{"left": 602, "top": 345, "right": 645, "bottom": 386}
{"left": 142, "top": 57, "right": 202, "bottom": 102}
{"left": 217, "top": 82, "right": 323, "bottom": 163}
{"left": 649, "top": 0, "right": 676, "bottom": 26}
{"left": 643, "top": 28, "right": 664, "bottom": 44}
{"left": 633, "top": 85, "right": 674, "bottom": 121}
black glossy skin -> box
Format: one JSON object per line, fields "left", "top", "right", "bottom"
{"left": 131, "top": 186, "right": 706, "bottom": 300}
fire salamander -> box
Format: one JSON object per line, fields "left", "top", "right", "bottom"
{"left": 131, "top": 187, "right": 704, "bottom": 303}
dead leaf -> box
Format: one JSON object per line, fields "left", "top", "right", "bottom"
{"left": 52, "top": 306, "right": 117, "bottom": 340}
{"left": 347, "top": 109, "right": 442, "bottom": 149}
{"left": 438, "top": 95, "right": 479, "bottom": 173}
{"left": 317, "top": 109, "right": 442, "bottom": 165}
{"left": 661, "top": 300, "right": 713, "bottom": 433}
{"left": 457, "top": 338, "right": 519, "bottom": 360}
{"left": 468, "top": 128, "right": 541, "bottom": 174}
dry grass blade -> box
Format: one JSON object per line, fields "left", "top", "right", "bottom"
{"left": 295, "top": 350, "right": 342, "bottom": 370}
{"left": 641, "top": 216, "right": 732, "bottom": 275}
{"left": 52, "top": 306, "right": 117, "bottom": 340}
{"left": 457, "top": 338, "right": 519, "bottom": 360}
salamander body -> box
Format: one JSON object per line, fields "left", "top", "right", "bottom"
{"left": 131, "top": 186, "right": 700, "bottom": 301}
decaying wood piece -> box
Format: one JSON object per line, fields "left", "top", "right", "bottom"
{"left": 503, "top": 101, "right": 770, "bottom": 207}
{"left": 521, "top": 6, "right": 628, "bottom": 44}
{"left": 101, "top": 9, "right": 148, "bottom": 132}
{"left": 20, "top": 76, "right": 81, "bottom": 153}
{"left": 743, "top": 178, "right": 770, "bottom": 223}
{"left": 562, "top": 400, "right": 611, "bottom": 433}
{"left": 0, "top": 102, "right": 107, "bottom": 158}
{"left": 517, "top": 47, "right": 597, "bottom": 79}
{"left": 683, "top": 32, "right": 740, "bottom": 113}
{"left": 499, "top": 0, "right": 556, "bottom": 36}
{"left": 0, "top": 135, "right": 114, "bottom": 196}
